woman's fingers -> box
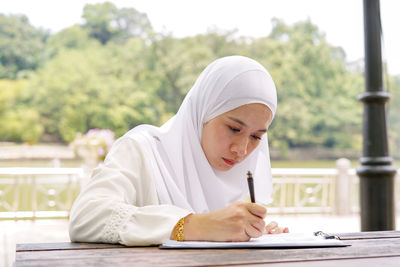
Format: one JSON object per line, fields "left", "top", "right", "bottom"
{"left": 189, "top": 202, "right": 288, "bottom": 242}
{"left": 245, "top": 203, "right": 267, "bottom": 234}
{"left": 245, "top": 221, "right": 264, "bottom": 239}
{"left": 251, "top": 218, "right": 266, "bottom": 233}
{"left": 265, "top": 221, "right": 278, "bottom": 233}
{"left": 246, "top": 203, "right": 267, "bottom": 218}
{"left": 265, "top": 221, "right": 289, "bottom": 234}
{"left": 234, "top": 203, "right": 267, "bottom": 240}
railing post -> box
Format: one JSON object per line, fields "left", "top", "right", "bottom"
{"left": 13, "top": 176, "right": 20, "bottom": 221}
{"left": 336, "top": 158, "right": 351, "bottom": 215}
{"left": 31, "top": 175, "right": 37, "bottom": 220}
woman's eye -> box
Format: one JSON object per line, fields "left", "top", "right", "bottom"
{"left": 229, "top": 126, "right": 240, "bottom": 132}
{"left": 251, "top": 135, "right": 262, "bottom": 140}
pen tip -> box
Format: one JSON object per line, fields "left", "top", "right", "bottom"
{"left": 247, "top": 170, "right": 252, "bottom": 178}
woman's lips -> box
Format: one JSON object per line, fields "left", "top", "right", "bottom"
{"left": 223, "top": 158, "right": 236, "bottom": 166}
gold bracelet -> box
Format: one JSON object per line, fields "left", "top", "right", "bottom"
{"left": 174, "top": 217, "right": 185, "bottom": 241}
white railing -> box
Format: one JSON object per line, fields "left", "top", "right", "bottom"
{"left": 269, "top": 168, "right": 356, "bottom": 214}
{"left": 269, "top": 165, "right": 399, "bottom": 215}
{"left": 0, "top": 164, "right": 399, "bottom": 219}
{"left": 0, "top": 168, "right": 83, "bottom": 219}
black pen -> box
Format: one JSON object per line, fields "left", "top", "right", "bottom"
{"left": 247, "top": 171, "right": 255, "bottom": 203}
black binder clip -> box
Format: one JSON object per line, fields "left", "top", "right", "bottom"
{"left": 314, "top": 231, "right": 339, "bottom": 240}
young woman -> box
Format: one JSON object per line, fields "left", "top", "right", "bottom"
{"left": 69, "top": 55, "right": 288, "bottom": 246}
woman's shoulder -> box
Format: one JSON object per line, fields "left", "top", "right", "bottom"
{"left": 108, "top": 134, "right": 147, "bottom": 159}
{"left": 105, "top": 129, "right": 159, "bottom": 167}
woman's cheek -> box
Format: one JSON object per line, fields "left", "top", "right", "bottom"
{"left": 248, "top": 140, "right": 260, "bottom": 155}
{"left": 218, "top": 131, "right": 233, "bottom": 150}
{"left": 214, "top": 126, "right": 230, "bottom": 143}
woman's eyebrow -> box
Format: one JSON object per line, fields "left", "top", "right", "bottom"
{"left": 227, "top": 116, "right": 267, "bottom": 132}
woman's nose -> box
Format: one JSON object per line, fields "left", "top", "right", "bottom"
{"left": 231, "top": 136, "right": 248, "bottom": 157}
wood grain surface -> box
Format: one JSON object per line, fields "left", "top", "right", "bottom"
{"left": 15, "top": 231, "right": 400, "bottom": 267}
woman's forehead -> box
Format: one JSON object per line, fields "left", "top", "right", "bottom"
{"left": 220, "top": 103, "right": 273, "bottom": 128}
{"left": 226, "top": 103, "right": 272, "bottom": 116}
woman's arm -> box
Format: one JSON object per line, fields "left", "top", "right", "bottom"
{"left": 69, "top": 137, "right": 286, "bottom": 245}
{"left": 69, "top": 137, "right": 191, "bottom": 246}
{"left": 171, "top": 202, "right": 288, "bottom": 242}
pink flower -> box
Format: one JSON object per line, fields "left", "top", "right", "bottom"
{"left": 70, "top": 128, "right": 115, "bottom": 161}
{"left": 97, "top": 147, "right": 105, "bottom": 156}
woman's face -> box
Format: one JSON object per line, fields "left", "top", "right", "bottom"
{"left": 201, "top": 103, "right": 273, "bottom": 171}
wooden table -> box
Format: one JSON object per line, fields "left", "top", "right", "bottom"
{"left": 15, "top": 231, "right": 400, "bottom": 266}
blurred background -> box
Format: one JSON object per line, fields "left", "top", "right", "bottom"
{"left": 0, "top": 0, "right": 399, "bottom": 266}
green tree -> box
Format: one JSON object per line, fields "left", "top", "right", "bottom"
{"left": 0, "top": 14, "right": 48, "bottom": 79}
{"left": 191, "top": 28, "right": 244, "bottom": 57}
{"left": 0, "top": 11, "right": 379, "bottom": 154}
{"left": 148, "top": 33, "right": 215, "bottom": 116}
{"left": 46, "top": 25, "right": 101, "bottom": 56}
{"left": 251, "top": 19, "right": 364, "bottom": 152}
{"left": 82, "top": 2, "right": 152, "bottom": 44}
{"left": 0, "top": 79, "right": 43, "bottom": 142}
{"left": 26, "top": 39, "right": 159, "bottom": 142}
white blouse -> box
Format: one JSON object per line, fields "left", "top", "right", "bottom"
{"left": 69, "top": 137, "right": 191, "bottom": 246}
{"left": 69, "top": 56, "right": 277, "bottom": 246}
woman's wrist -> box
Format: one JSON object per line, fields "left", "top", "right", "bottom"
{"left": 170, "top": 213, "right": 206, "bottom": 241}
{"left": 183, "top": 213, "right": 206, "bottom": 241}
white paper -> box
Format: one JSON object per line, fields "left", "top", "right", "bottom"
{"left": 160, "top": 233, "right": 348, "bottom": 249}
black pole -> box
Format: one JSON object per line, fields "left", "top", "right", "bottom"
{"left": 357, "top": 0, "right": 397, "bottom": 231}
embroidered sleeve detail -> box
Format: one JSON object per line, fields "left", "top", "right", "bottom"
{"left": 100, "top": 204, "right": 135, "bottom": 244}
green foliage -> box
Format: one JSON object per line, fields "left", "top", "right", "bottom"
{"left": 0, "top": 14, "right": 48, "bottom": 79}
{"left": 0, "top": 80, "right": 43, "bottom": 142}
{"left": 27, "top": 40, "right": 158, "bottom": 142}
{"left": 46, "top": 25, "right": 100, "bottom": 54}
{"left": 249, "top": 19, "right": 364, "bottom": 152}
{"left": 148, "top": 34, "right": 215, "bottom": 115}
{"left": 82, "top": 1, "right": 152, "bottom": 44}
{"left": 0, "top": 6, "right": 397, "bottom": 154}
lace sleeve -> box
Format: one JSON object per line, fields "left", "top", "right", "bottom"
{"left": 98, "top": 203, "right": 190, "bottom": 246}
{"left": 100, "top": 204, "right": 137, "bottom": 244}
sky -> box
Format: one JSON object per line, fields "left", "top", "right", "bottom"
{"left": 1, "top": 0, "right": 399, "bottom": 75}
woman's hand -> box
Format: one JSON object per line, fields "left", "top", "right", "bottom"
{"left": 174, "top": 202, "right": 267, "bottom": 242}
{"left": 265, "top": 221, "right": 289, "bottom": 234}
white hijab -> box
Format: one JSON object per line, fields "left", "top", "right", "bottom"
{"left": 124, "top": 56, "right": 277, "bottom": 213}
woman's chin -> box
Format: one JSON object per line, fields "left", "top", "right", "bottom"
{"left": 213, "top": 161, "right": 235, "bottom": 171}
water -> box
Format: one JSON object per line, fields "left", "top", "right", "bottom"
{"left": 0, "top": 159, "right": 83, "bottom": 168}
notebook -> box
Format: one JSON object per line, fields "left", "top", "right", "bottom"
{"left": 160, "top": 232, "right": 349, "bottom": 249}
